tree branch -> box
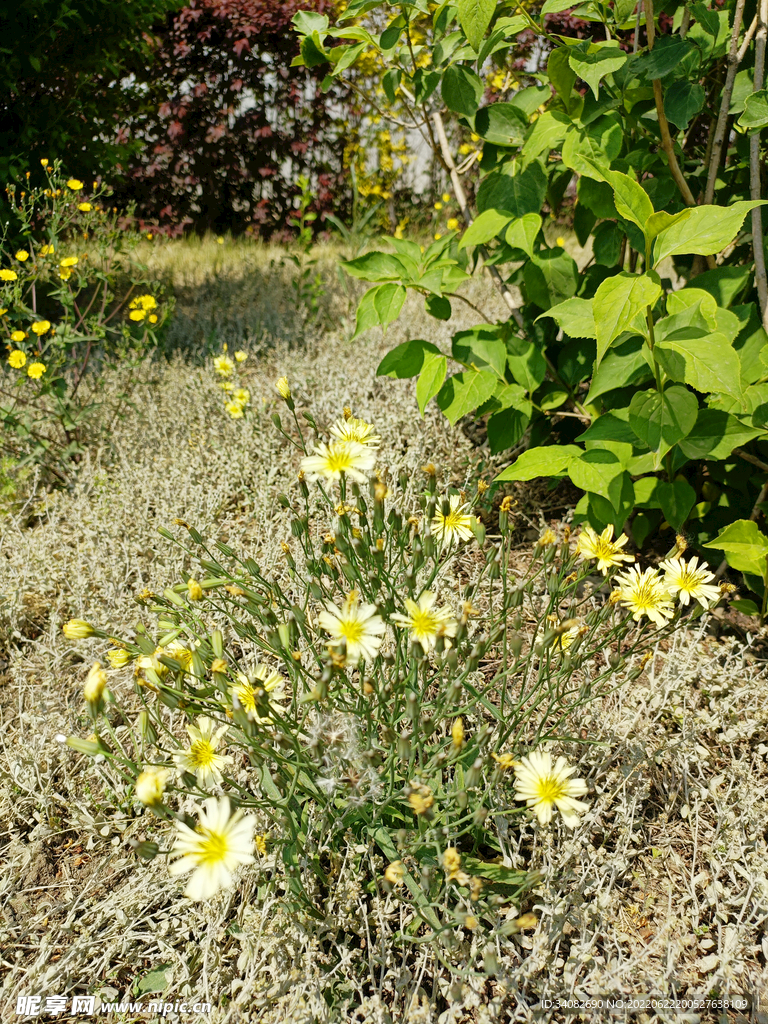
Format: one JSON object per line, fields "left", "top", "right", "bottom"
{"left": 750, "top": 0, "right": 768, "bottom": 329}
{"left": 704, "top": 0, "right": 748, "bottom": 205}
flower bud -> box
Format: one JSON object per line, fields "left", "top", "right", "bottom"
{"left": 63, "top": 619, "right": 95, "bottom": 639}
{"left": 107, "top": 647, "right": 132, "bottom": 669}
{"left": 187, "top": 578, "right": 203, "bottom": 601}
{"left": 83, "top": 662, "right": 108, "bottom": 706}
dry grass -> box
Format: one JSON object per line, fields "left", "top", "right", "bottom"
{"left": 1, "top": 241, "right": 768, "bottom": 1023}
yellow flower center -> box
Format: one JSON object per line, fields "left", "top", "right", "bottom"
{"left": 628, "top": 580, "right": 664, "bottom": 611}
{"left": 410, "top": 608, "right": 439, "bottom": 636}
{"left": 326, "top": 447, "right": 355, "bottom": 473}
{"left": 338, "top": 618, "right": 364, "bottom": 645}
{"left": 677, "top": 568, "right": 704, "bottom": 591}
{"left": 196, "top": 828, "right": 229, "bottom": 865}
{"left": 235, "top": 684, "right": 256, "bottom": 712}
{"left": 443, "top": 509, "right": 468, "bottom": 531}
{"left": 189, "top": 739, "right": 216, "bottom": 769}
{"left": 535, "top": 775, "right": 569, "bottom": 804}
{"left": 594, "top": 538, "right": 620, "bottom": 560}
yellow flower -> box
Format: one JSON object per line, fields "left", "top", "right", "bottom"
{"left": 8, "top": 350, "right": 26, "bottom": 368}
{"left": 15, "top": 250, "right": 29, "bottom": 262}
{"left": 63, "top": 618, "right": 95, "bottom": 639}
{"left": 300, "top": 441, "right": 376, "bottom": 484}
{"left": 431, "top": 494, "right": 474, "bottom": 547}
{"left": 231, "top": 665, "right": 286, "bottom": 723}
{"left": 83, "top": 662, "right": 108, "bottom": 705}
{"left": 613, "top": 565, "right": 674, "bottom": 627}
{"left": 187, "top": 578, "right": 203, "bottom": 601}
{"left": 514, "top": 750, "right": 589, "bottom": 827}
{"left": 216, "top": 236, "right": 224, "bottom": 244}
{"left": 78, "top": 202, "right": 92, "bottom": 212}
{"left": 434, "top": 202, "right": 443, "bottom": 211}
{"left": 27, "top": 362, "right": 46, "bottom": 378}
{"left": 173, "top": 716, "right": 234, "bottom": 788}
{"left": 0, "top": 269, "right": 18, "bottom": 281}
{"left": 254, "top": 834, "right": 268, "bottom": 855}
{"left": 10, "top": 330, "right": 26, "bottom": 342}
{"left": 129, "top": 309, "right": 146, "bottom": 322}
{"left": 442, "top": 192, "right": 451, "bottom": 203}
{"left": 130, "top": 294, "right": 157, "bottom": 310}
{"left": 234, "top": 350, "right": 247, "bottom": 362}
{"left": 556, "top": 236, "right": 566, "bottom": 247}
{"left": 107, "top": 647, "right": 132, "bottom": 669}
{"left": 576, "top": 524, "right": 634, "bottom": 574}
{"left": 492, "top": 751, "right": 519, "bottom": 770}
{"left": 233, "top": 387, "right": 250, "bottom": 407}
{"left": 659, "top": 555, "right": 720, "bottom": 609}
{"left": 135, "top": 766, "right": 170, "bottom": 806}
{"left": 442, "top": 847, "right": 470, "bottom": 885}
{"left": 214, "top": 354, "right": 235, "bottom": 376}
{"left": 59, "top": 268, "right": 73, "bottom": 281}
{"left": 149, "top": 314, "right": 158, "bottom": 324}
{"left": 384, "top": 860, "right": 404, "bottom": 885}
{"left": 447, "top": 217, "right": 460, "bottom": 231}
{"left": 168, "top": 796, "right": 256, "bottom": 900}
{"left": 40, "top": 158, "right": 48, "bottom": 167}
{"left": 225, "top": 401, "right": 244, "bottom": 418}
{"left": 0, "top": 308, "right": 6, "bottom": 315}
{"left": 328, "top": 414, "right": 380, "bottom": 448}
{"left": 60, "top": 256, "right": 78, "bottom": 268}
{"left": 275, "top": 376, "right": 291, "bottom": 399}
{"left": 391, "top": 590, "right": 457, "bottom": 651}
{"left": 66, "top": 179, "right": 84, "bottom": 190}
{"left": 408, "top": 785, "right": 434, "bottom": 816}
{"left": 147, "top": 233, "right": 154, "bottom": 240}
{"left": 434, "top": 233, "right": 442, "bottom": 240}
{"left": 31, "top": 320, "right": 51, "bottom": 335}
{"left": 452, "top": 717, "right": 465, "bottom": 750}
{"left": 219, "top": 381, "right": 234, "bottom": 393}
{"left": 318, "top": 591, "right": 386, "bottom": 665}
{"left": 39, "top": 243, "right": 55, "bottom": 256}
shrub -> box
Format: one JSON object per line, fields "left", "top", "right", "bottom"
{"left": 0, "top": 162, "right": 170, "bottom": 488}
{"left": 292, "top": 0, "right": 768, "bottom": 604}
{"left": 62, "top": 396, "right": 720, "bottom": 933}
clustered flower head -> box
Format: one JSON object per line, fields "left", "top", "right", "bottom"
{"left": 168, "top": 796, "right": 256, "bottom": 901}
{"left": 173, "top": 716, "right": 234, "bottom": 788}
{"left": 128, "top": 294, "right": 158, "bottom": 323}
{"left": 318, "top": 590, "right": 386, "bottom": 665}
{"left": 576, "top": 524, "right": 634, "bottom": 574}
{"left": 513, "top": 750, "right": 589, "bottom": 828}
{"left": 431, "top": 493, "right": 475, "bottom": 548}
{"left": 301, "top": 440, "right": 376, "bottom": 484}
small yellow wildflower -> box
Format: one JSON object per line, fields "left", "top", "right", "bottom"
{"left": 27, "top": 362, "right": 46, "bottom": 379}
{"left": 66, "top": 179, "right": 84, "bottom": 190}
{"left": 556, "top": 236, "right": 566, "bottom": 247}
{"left": 214, "top": 354, "right": 235, "bottom": 376}
{"left": 83, "top": 662, "right": 108, "bottom": 705}
{"left": 0, "top": 269, "right": 18, "bottom": 281}
{"left": 78, "top": 202, "right": 92, "bottom": 212}
{"left": 275, "top": 376, "right": 291, "bottom": 399}
{"left": 39, "top": 243, "right": 54, "bottom": 256}
{"left": 442, "top": 192, "right": 451, "bottom": 202}
{"left": 434, "top": 202, "right": 443, "bottom": 211}
{"left": 63, "top": 619, "right": 95, "bottom": 639}
{"left": 225, "top": 401, "right": 244, "bottom": 418}
{"left": 8, "top": 350, "right": 26, "bottom": 368}
{"left": 613, "top": 566, "right": 674, "bottom": 626}
{"left": 576, "top": 524, "right": 634, "bottom": 574}
{"left": 451, "top": 717, "right": 465, "bottom": 750}
{"left": 385, "top": 861, "right": 405, "bottom": 885}
{"left": 31, "top": 320, "right": 51, "bottom": 335}
{"left": 234, "top": 350, "right": 247, "bottom": 362}
{"left": 135, "top": 766, "right": 170, "bottom": 806}
{"left": 10, "top": 330, "right": 26, "bottom": 342}
{"left": 431, "top": 494, "right": 474, "bottom": 547}
{"left": 492, "top": 751, "right": 519, "bottom": 770}
{"left": 514, "top": 750, "right": 589, "bottom": 828}
{"left": 15, "top": 250, "right": 29, "bottom": 262}
{"left": 40, "top": 158, "right": 48, "bottom": 167}
{"left": 447, "top": 217, "right": 460, "bottom": 231}
{"left": 187, "top": 578, "right": 203, "bottom": 601}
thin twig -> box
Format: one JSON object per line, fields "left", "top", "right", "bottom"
{"left": 703, "top": 0, "right": 748, "bottom": 205}
{"left": 734, "top": 448, "right": 768, "bottom": 474}
{"left": 750, "top": 0, "right": 768, "bottom": 329}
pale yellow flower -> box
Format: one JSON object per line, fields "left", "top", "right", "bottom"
{"left": 233, "top": 387, "right": 250, "bottom": 407}
{"left": 318, "top": 591, "right": 386, "bottom": 664}
{"left": 576, "top": 524, "right": 634, "bottom": 574}
{"left": 214, "top": 354, "right": 234, "bottom": 376}
{"left": 431, "top": 494, "right": 474, "bottom": 547}
{"left": 135, "top": 766, "right": 170, "bottom": 805}
{"left": 391, "top": 591, "right": 457, "bottom": 651}
{"left": 168, "top": 796, "right": 256, "bottom": 900}
{"left": 173, "top": 716, "right": 234, "bottom": 788}
{"left": 231, "top": 665, "right": 286, "bottom": 723}
{"left": 329, "top": 414, "right": 381, "bottom": 448}
{"left": 225, "top": 401, "right": 244, "bottom": 418}
{"left": 385, "top": 860, "right": 404, "bottom": 885}
{"left": 63, "top": 618, "right": 95, "bottom": 639}
{"left": 300, "top": 441, "right": 376, "bottom": 484}
{"left": 514, "top": 750, "right": 589, "bottom": 827}
{"left": 107, "top": 647, "right": 132, "bottom": 669}
{"left": 613, "top": 565, "right": 674, "bottom": 627}
{"left": 275, "top": 376, "right": 291, "bottom": 399}
{"left": 187, "top": 578, "right": 203, "bottom": 601}
{"left": 83, "top": 662, "right": 108, "bottom": 704}
{"left": 234, "top": 350, "right": 247, "bottom": 362}
{"left": 8, "top": 350, "right": 26, "bottom": 369}
{"left": 659, "top": 555, "right": 720, "bottom": 609}
{"left": 27, "top": 362, "right": 46, "bottom": 379}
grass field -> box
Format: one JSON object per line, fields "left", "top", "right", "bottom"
{"left": 1, "top": 239, "right": 767, "bottom": 1023}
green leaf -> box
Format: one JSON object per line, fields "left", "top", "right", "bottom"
{"left": 663, "top": 80, "right": 705, "bottom": 129}
{"left": 521, "top": 110, "right": 570, "bottom": 166}
{"left": 541, "top": 0, "right": 577, "bottom": 13}
{"left": 299, "top": 33, "right": 329, "bottom": 68}
{"left": 634, "top": 34, "right": 695, "bottom": 79}
{"left": 342, "top": 251, "right": 409, "bottom": 282}
{"left": 417, "top": 353, "right": 447, "bottom": 415}
{"left": 441, "top": 65, "right": 484, "bottom": 117}
{"left": 677, "top": 409, "right": 763, "bottom": 460}
{"left": 523, "top": 250, "right": 579, "bottom": 310}
{"left": 458, "top": 209, "right": 514, "bottom": 249}
{"left": 606, "top": 170, "right": 655, "bottom": 232}
{"left": 504, "top": 213, "right": 542, "bottom": 257}
{"left": 666, "top": 288, "right": 718, "bottom": 328}
{"left": 377, "top": 339, "right": 442, "bottom": 379}
{"left": 352, "top": 287, "right": 382, "bottom": 339}
{"left": 644, "top": 209, "right": 690, "bottom": 245}
{"left": 561, "top": 117, "right": 622, "bottom": 181}
{"left": 739, "top": 89, "right": 768, "bottom": 130}
{"left": 495, "top": 444, "right": 581, "bottom": 482}
{"left": 656, "top": 479, "right": 696, "bottom": 529}
{"left": 586, "top": 337, "right": 653, "bottom": 402}
{"left": 476, "top": 163, "right": 547, "bottom": 216}
{"left": 436, "top": 368, "right": 498, "bottom": 423}
{"left": 293, "top": 11, "right": 330, "bottom": 35}
{"left": 653, "top": 201, "right": 767, "bottom": 265}
{"left": 506, "top": 336, "right": 547, "bottom": 390}
{"left": 373, "top": 283, "right": 406, "bottom": 326}
{"left": 475, "top": 103, "right": 529, "bottom": 146}
{"left": 452, "top": 326, "right": 508, "bottom": 377}
{"left": 425, "top": 294, "right": 452, "bottom": 320}
{"left": 487, "top": 405, "right": 531, "bottom": 451}
{"left": 592, "top": 221, "right": 624, "bottom": 267}
{"left": 628, "top": 385, "right": 699, "bottom": 460}
{"left": 655, "top": 328, "right": 742, "bottom": 400}
{"left": 136, "top": 966, "right": 171, "bottom": 996}
{"left": 703, "top": 520, "right": 768, "bottom": 580}
{"left": 593, "top": 272, "right": 662, "bottom": 366}
{"left": 569, "top": 449, "right": 624, "bottom": 507}
{"left": 547, "top": 47, "right": 578, "bottom": 112}
{"left": 457, "top": 0, "right": 495, "bottom": 51}
{"left": 568, "top": 44, "right": 627, "bottom": 100}
{"left": 539, "top": 296, "right": 596, "bottom": 339}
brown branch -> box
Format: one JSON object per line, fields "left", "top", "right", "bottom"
{"left": 704, "top": 0, "right": 748, "bottom": 205}
{"left": 734, "top": 448, "right": 768, "bottom": 474}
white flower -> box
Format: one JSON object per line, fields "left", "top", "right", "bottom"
{"left": 300, "top": 441, "right": 376, "bottom": 484}
{"left": 168, "top": 796, "right": 256, "bottom": 900}
{"left": 173, "top": 716, "right": 234, "bottom": 788}
{"left": 514, "top": 750, "right": 589, "bottom": 828}
{"left": 391, "top": 591, "right": 457, "bottom": 651}
{"left": 318, "top": 590, "right": 386, "bottom": 664}
{"left": 659, "top": 555, "right": 720, "bottom": 609}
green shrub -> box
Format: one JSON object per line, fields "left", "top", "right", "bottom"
{"left": 62, "top": 397, "right": 720, "bottom": 935}
{"left": 292, "top": 0, "right": 768, "bottom": 603}
{"left": 0, "top": 161, "right": 171, "bottom": 488}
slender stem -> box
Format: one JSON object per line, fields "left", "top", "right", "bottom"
{"left": 750, "top": 0, "right": 768, "bottom": 329}
{"left": 703, "top": 0, "right": 747, "bottom": 205}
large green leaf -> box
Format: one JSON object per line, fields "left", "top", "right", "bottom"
{"left": 634, "top": 34, "right": 695, "bottom": 78}
{"left": 738, "top": 89, "right": 768, "bottom": 130}
{"left": 540, "top": 296, "right": 596, "bottom": 339}
{"left": 505, "top": 214, "right": 542, "bottom": 257}
{"left": 585, "top": 336, "right": 653, "bottom": 403}
{"left": 523, "top": 250, "right": 579, "bottom": 310}
{"left": 342, "top": 251, "right": 410, "bottom": 282}
{"left": 442, "top": 65, "right": 484, "bottom": 117}
{"left": 547, "top": 47, "right": 578, "bottom": 112}
{"left": 678, "top": 409, "right": 762, "bottom": 460}
{"left": 628, "top": 385, "right": 699, "bottom": 460}
{"left": 476, "top": 163, "right": 548, "bottom": 216}
{"left": 568, "top": 43, "right": 628, "bottom": 99}
{"left": 495, "top": 445, "right": 581, "bottom": 481}
{"left": 458, "top": 209, "right": 514, "bottom": 249}
{"left": 377, "top": 339, "right": 442, "bottom": 379}
{"left": 655, "top": 328, "right": 743, "bottom": 400}
{"left": 562, "top": 117, "right": 622, "bottom": 181}
{"left": 656, "top": 479, "right": 696, "bottom": 529}
{"left": 703, "top": 520, "right": 768, "bottom": 579}
{"left": 373, "top": 283, "right": 406, "bottom": 326}
{"left": 487, "top": 405, "right": 531, "bottom": 451}
{"left": 452, "top": 326, "right": 507, "bottom": 377}
{"left": 506, "top": 336, "right": 547, "bottom": 390}
{"left": 457, "top": 0, "right": 495, "bottom": 51}
{"left": 416, "top": 354, "right": 447, "bottom": 416}
{"left": 606, "top": 170, "right": 655, "bottom": 232}
{"left": 475, "top": 103, "right": 529, "bottom": 146}
{"left": 653, "top": 201, "right": 767, "bottom": 265}
{"left": 593, "top": 272, "right": 662, "bottom": 366}
{"left": 436, "top": 368, "right": 498, "bottom": 423}
{"left": 521, "top": 110, "right": 570, "bottom": 166}
{"left": 569, "top": 449, "right": 625, "bottom": 508}
{"left": 664, "top": 80, "right": 705, "bottom": 129}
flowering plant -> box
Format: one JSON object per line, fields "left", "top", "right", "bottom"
{"left": 0, "top": 161, "right": 170, "bottom": 488}
{"left": 62, "top": 391, "right": 723, "bottom": 936}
